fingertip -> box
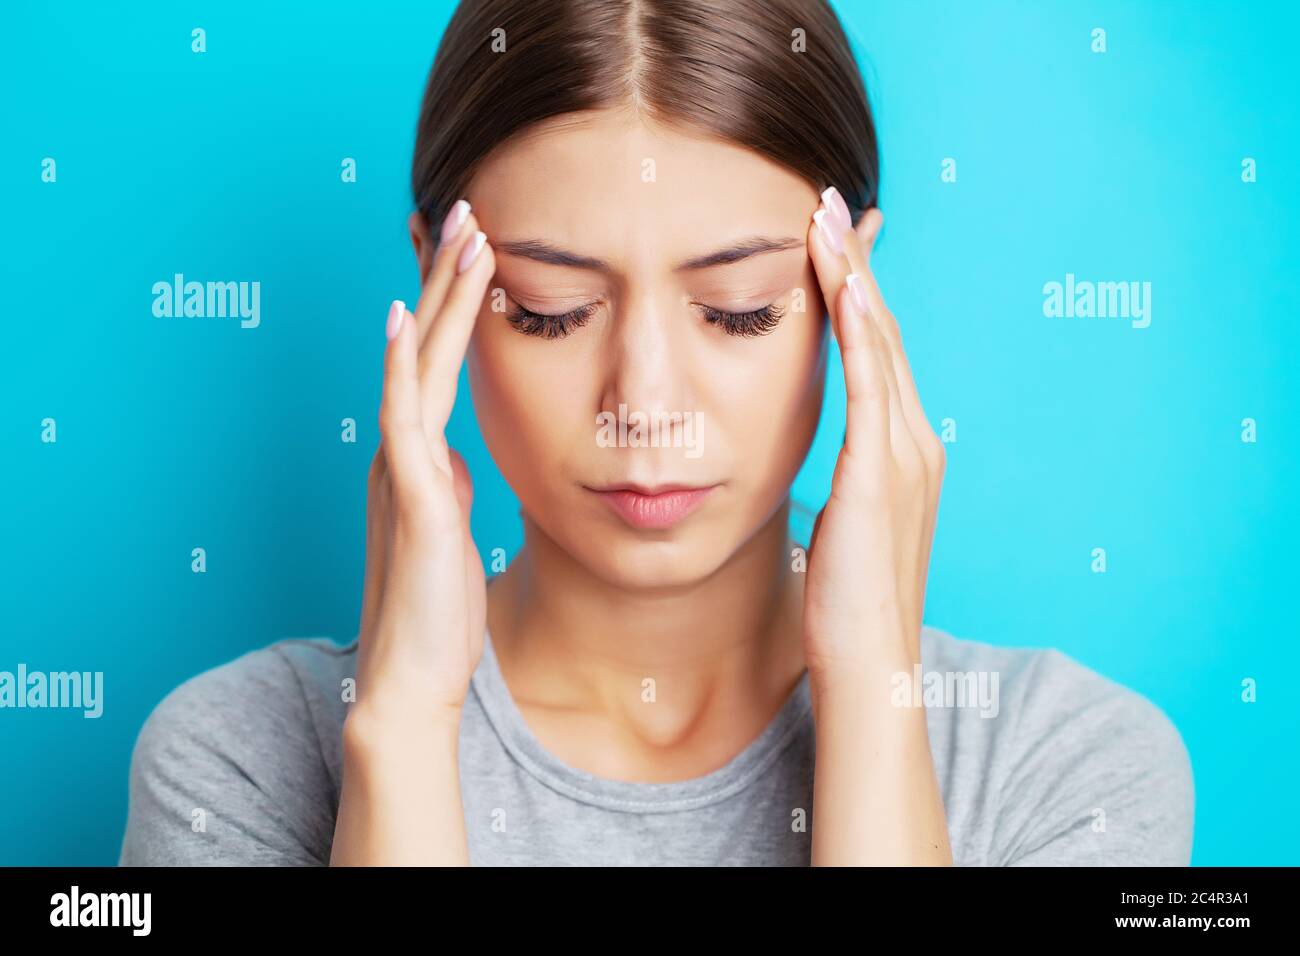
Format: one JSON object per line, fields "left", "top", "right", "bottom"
{"left": 398, "top": 304, "right": 420, "bottom": 355}
{"left": 436, "top": 205, "right": 477, "bottom": 257}
{"left": 439, "top": 198, "right": 472, "bottom": 246}
{"left": 456, "top": 229, "right": 488, "bottom": 274}
{"left": 812, "top": 208, "right": 845, "bottom": 256}
{"left": 471, "top": 232, "right": 496, "bottom": 278}
{"left": 384, "top": 300, "right": 417, "bottom": 375}
{"left": 385, "top": 298, "right": 406, "bottom": 341}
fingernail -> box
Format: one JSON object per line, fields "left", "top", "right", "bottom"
{"left": 440, "top": 199, "right": 471, "bottom": 245}
{"left": 846, "top": 274, "right": 869, "bottom": 314}
{"left": 814, "top": 209, "right": 844, "bottom": 254}
{"left": 457, "top": 230, "right": 486, "bottom": 274}
{"left": 386, "top": 299, "right": 405, "bottom": 340}
{"left": 821, "top": 186, "right": 852, "bottom": 233}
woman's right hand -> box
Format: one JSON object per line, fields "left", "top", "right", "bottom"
{"left": 331, "top": 202, "right": 494, "bottom": 865}
{"left": 353, "top": 204, "right": 494, "bottom": 723}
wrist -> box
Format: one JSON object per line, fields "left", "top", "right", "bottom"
{"left": 806, "top": 645, "right": 923, "bottom": 719}
{"left": 342, "top": 697, "right": 463, "bottom": 763}
{"left": 805, "top": 605, "right": 918, "bottom": 673}
{"left": 334, "top": 699, "right": 469, "bottom": 867}
{"left": 806, "top": 630, "right": 919, "bottom": 688}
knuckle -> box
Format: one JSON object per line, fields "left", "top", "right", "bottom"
{"left": 921, "top": 430, "right": 947, "bottom": 471}
{"left": 367, "top": 451, "right": 386, "bottom": 487}
{"left": 882, "top": 308, "right": 902, "bottom": 340}
{"left": 377, "top": 403, "right": 406, "bottom": 436}
{"left": 932, "top": 436, "right": 948, "bottom": 472}
{"left": 835, "top": 452, "right": 887, "bottom": 504}
{"left": 391, "top": 474, "right": 458, "bottom": 539}
{"left": 391, "top": 490, "right": 438, "bottom": 537}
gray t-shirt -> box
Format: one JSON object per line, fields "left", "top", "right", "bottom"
{"left": 117, "top": 624, "right": 1194, "bottom": 865}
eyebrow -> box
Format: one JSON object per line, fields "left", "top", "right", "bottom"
{"left": 495, "top": 235, "right": 804, "bottom": 272}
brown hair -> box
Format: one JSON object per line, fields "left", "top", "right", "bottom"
{"left": 412, "top": 0, "right": 878, "bottom": 236}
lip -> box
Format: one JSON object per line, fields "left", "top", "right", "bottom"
{"left": 588, "top": 483, "right": 718, "bottom": 530}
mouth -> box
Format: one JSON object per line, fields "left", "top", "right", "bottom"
{"left": 586, "top": 483, "right": 718, "bottom": 530}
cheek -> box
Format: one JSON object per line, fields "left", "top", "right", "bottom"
{"left": 467, "top": 318, "right": 585, "bottom": 476}
{"left": 730, "top": 292, "right": 826, "bottom": 412}
{"left": 714, "top": 301, "right": 827, "bottom": 483}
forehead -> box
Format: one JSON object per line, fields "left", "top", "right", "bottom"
{"left": 468, "top": 109, "right": 818, "bottom": 260}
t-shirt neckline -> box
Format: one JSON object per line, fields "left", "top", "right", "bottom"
{"left": 470, "top": 628, "right": 813, "bottom": 814}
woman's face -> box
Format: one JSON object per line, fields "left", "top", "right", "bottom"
{"left": 462, "top": 108, "right": 828, "bottom": 589}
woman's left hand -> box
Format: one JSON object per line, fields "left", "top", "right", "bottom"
{"left": 801, "top": 186, "right": 952, "bottom": 866}
{"left": 802, "top": 188, "right": 946, "bottom": 678}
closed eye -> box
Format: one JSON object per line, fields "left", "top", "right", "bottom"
{"left": 697, "top": 302, "right": 785, "bottom": 337}
{"left": 504, "top": 299, "right": 786, "bottom": 339}
{"left": 506, "top": 302, "right": 598, "bottom": 339}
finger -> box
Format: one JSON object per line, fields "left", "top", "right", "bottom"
{"left": 807, "top": 201, "right": 853, "bottom": 343}
{"left": 844, "top": 250, "right": 902, "bottom": 377}
{"left": 846, "top": 248, "right": 938, "bottom": 635}
{"left": 412, "top": 199, "right": 478, "bottom": 347}
{"left": 359, "top": 446, "right": 390, "bottom": 643}
{"left": 852, "top": 259, "right": 943, "bottom": 474}
{"left": 838, "top": 203, "right": 900, "bottom": 365}
{"left": 839, "top": 221, "right": 925, "bottom": 426}
{"left": 844, "top": 280, "right": 923, "bottom": 636}
{"left": 844, "top": 270, "right": 919, "bottom": 456}
{"left": 855, "top": 207, "right": 884, "bottom": 257}
{"left": 448, "top": 447, "right": 474, "bottom": 525}
{"left": 808, "top": 504, "right": 827, "bottom": 561}
{"left": 809, "top": 197, "right": 916, "bottom": 464}
{"left": 838, "top": 211, "right": 940, "bottom": 466}
{"left": 809, "top": 188, "right": 889, "bottom": 374}
{"left": 379, "top": 299, "right": 437, "bottom": 515}
{"left": 914, "top": 486, "right": 942, "bottom": 635}
{"left": 418, "top": 228, "right": 495, "bottom": 439}
{"left": 834, "top": 282, "right": 889, "bottom": 459}
{"left": 448, "top": 446, "right": 483, "bottom": 636}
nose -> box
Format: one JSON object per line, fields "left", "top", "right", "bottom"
{"left": 597, "top": 289, "right": 696, "bottom": 451}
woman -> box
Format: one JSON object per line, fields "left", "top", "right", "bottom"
{"left": 119, "top": 0, "right": 1193, "bottom": 866}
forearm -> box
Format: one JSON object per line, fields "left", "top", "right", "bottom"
{"left": 809, "top": 648, "right": 953, "bottom": 866}
{"left": 330, "top": 702, "right": 469, "bottom": 866}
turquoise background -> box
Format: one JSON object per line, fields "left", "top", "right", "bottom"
{"left": 2, "top": 0, "right": 1296, "bottom": 865}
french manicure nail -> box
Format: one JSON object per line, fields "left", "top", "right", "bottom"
{"left": 821, "top": 186, "right": 852, "bottom": 233}
{"left": 814, "top": 209, "right": 844, "bottom": 254}
{"left": 457, "top": 230, "right": 486, "bottom": 273}
{"left": 440, "top": 199, "right": 471, "bottom": 245}
{"left": 846, "top": 274, "right": 870, "bottom": 314}
{"left": 386, "top": 299, "right": 405, "bottom": 340}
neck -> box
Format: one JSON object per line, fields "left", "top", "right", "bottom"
{"left": 485, "top": 500, "right": 807, "bottom": 726}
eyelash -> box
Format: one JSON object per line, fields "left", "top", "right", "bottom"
{"left": 506, "top": 301, "right": 786, "bottom": 339}
{"left": 506, "top": 303, "right": 598, "bottom": 339}
{"left": 698, "top": 303, "right": 786, "bottom": 337}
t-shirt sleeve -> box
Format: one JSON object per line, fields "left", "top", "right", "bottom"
{"left": 118, "top": 646, "right": 337, "bottom": 866}
{"left": 993, "top": 649, "right": 1195, "bottom": 866}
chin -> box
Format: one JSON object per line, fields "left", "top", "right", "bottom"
{"left": 562, "top": 523, "right": 740, "bottom": 593}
